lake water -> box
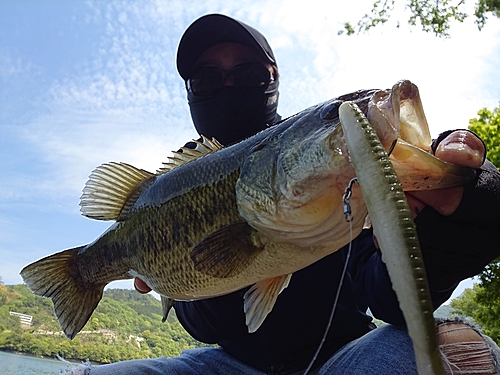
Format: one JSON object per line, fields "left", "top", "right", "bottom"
{"left": 0, "top": 351, "right": 81, "bottom": 375}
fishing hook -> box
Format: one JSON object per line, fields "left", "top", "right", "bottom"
{"left": 343, "top": 139, "right": 396, "bottom": 223}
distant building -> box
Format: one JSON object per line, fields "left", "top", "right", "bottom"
{"left": 9, "top": 311, "right": 33, "bottom": 327}
{"left": 127, "top": 334, "right": 144, "bottom": 348}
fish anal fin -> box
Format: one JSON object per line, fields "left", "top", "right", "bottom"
{"left": 20, "top": 246, "right": 105, "bottom": 340}
{"left": 190, "top": 222, "right": 264, "bottom": 278}
{"left": 244, "top": 274, "right": 292, "bottom": 333}
{"left": 161, "top": 296, "right": 175, "bottom": 323}
{"left": 80, "top": 162, "right": 155, "bottom": 221}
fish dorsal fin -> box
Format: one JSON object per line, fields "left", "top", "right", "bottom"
{"left": 156, "top": 135, "right": 223, "bottom": 175}
{"left": 244, "top": 274, "right": 292, "bottom": 333}
{"left": 80, "top": 162, "right": 155, "bottom": 221}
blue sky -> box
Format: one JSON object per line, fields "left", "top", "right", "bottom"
{"left": 1, "top": 0, "right": 499, "bottom": 304}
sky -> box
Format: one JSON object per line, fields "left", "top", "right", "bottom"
{"left": 1, "top": 0, "right": 499, "bottom": 305}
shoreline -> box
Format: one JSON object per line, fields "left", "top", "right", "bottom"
{"left": 0, "top": 349, "right": 104, "bottom": 365}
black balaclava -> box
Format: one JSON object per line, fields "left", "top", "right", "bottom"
{"left": 187, "top": 81, "right": 279, "bottom": 146}
{"left": 177, "top": 14, "right": 280, "bottom": 146}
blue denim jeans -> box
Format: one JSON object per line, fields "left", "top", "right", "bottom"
{"left": 60, "top": 325, "right": 417, "bottom": 375}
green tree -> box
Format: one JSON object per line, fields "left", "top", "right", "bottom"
{"left": 451, "top": 284, "right": 500, "bottom": 343}
{"left": 468, "top": 104, "right": 500, "bottom": 168}
{"left": 341, "top": 0, "right": 500, "bottom": 37}
{"left": 469, "top": 102, "right": 500, "bottom": 343}
{"left": 450, "top": 104, "right": 500, "bottom": 345}
{"left": 450, "top": 285, "right": 483, "bottom": 317}
{"left": 0, "top": 285, "right": 216, "bottom": 363}
{"left": 474, "top": 261, "right": 500, "bottom": 341}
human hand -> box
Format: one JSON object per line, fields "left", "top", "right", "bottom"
{"left": 405, "top": 130, "right": 486, "bottom": 217}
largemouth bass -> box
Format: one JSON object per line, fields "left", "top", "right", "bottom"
{"left": 21, "top": 80, "right": 474, "bottom": 341}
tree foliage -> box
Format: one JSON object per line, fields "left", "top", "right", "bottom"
{"left": 468, "top": 104, "right": 500, "bottom": 168}
{"left": 468, "top": 103, "right": 500, "bottom": 334}
{"left": 475, "top": 262, "right": 500, "bottom": 340}
{"left": 450, "top": 103, "right": 500, "bottom": 345}
{"left": 0, "top": 285, "right": 215, "bottom": 364}
{"left": 451, "top": 284, "right": 500, "bottom": 343}
{"left": 341, "top": 0, "right": 500, "bottom": 37}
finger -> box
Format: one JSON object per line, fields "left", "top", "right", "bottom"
{"left": 405, "top": 130, "right": 482, "bottom": 217}
{"left": 134, "top": 278, "right": 152, "bottom": 294}
{"left": 434, "top": 130, "right": 485, "bottom": 168}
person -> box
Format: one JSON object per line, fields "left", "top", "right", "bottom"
{"left": 64, "top": 14, "right": 500, "bottom": 375}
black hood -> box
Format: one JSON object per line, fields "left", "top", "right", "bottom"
{"left": 177, "top": 14, "right": 280, "bottom": 145}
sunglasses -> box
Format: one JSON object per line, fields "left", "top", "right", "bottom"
{"left": 187, "top": 63, "right": 274, "bottom": 97}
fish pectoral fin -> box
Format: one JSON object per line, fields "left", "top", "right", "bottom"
{"left": 19, "top": 246, "right": 105, "bottom": 340}
{"left": 190, "top": 222, "right": 264, "bottom": 278}
{"left": 243, "top": 274, "right": 292, "bottom": 333}
{"left": 161, "top": 296, "right": 175, "bottom": 323}
{"left": 80, "top": 162, "right": 155, "bottom": 221}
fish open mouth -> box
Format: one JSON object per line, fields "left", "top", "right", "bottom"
{"left": 367, "top": 80, "right": 431, "bottom": 150}
{"left": 366, "top": 80, "right": 476, "bottom": 191}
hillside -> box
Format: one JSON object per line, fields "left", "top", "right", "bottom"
{"left": 0, "top": 283, "right": 464, "bottom": 365}
{"left": 0, "top": 284, "right": 215, "bottom": 363}
{"left": 433, "top": 304, "right": 454, "bottom": 319}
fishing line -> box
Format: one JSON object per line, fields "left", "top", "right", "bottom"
{"left": 302, "top": 180, "right": 356, "bottom": 375}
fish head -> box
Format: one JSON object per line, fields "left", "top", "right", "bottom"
{"left": 366, "top": 80, "right": 476, "bottom": 190}
{"left": 365, "top": 79, "right": 430, "bottom": 151}
{"left": 236, "top": 90, "right": 374, "bottom": 248}
{"left": 236, "top": 80, "right": 475, "bottom": 248}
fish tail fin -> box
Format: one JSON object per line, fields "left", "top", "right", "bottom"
{"left": 20, "top": 246, "right": 104, "bottom": 340}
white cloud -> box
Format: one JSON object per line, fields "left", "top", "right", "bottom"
{"left": 8, "top": 1, "right": 200, "bottom": 202}
{"left": 239, "top": 1, "right": 500, "bottom": 136}
{"left": 19, "top": 110, "right": 194, "bottom": 199}
{"left": 0, "top": 52, "right": 39, "bottom": 79}
{"left": 9, "top": 0, "right": 500, "bottom": 205}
